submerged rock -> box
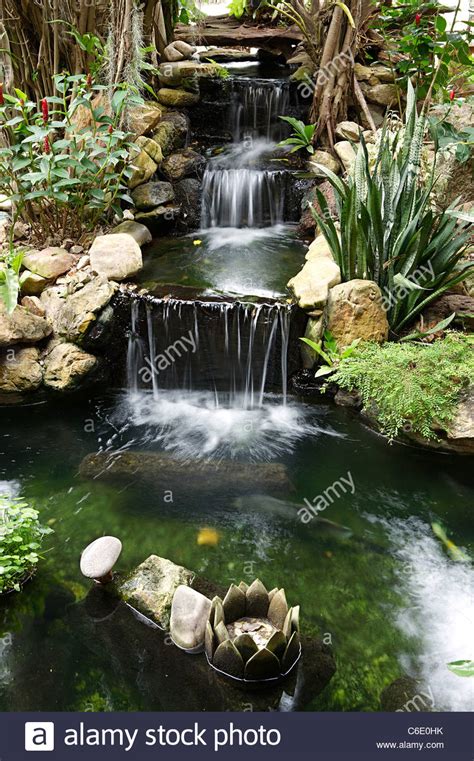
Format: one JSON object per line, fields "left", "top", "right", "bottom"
{"left": 43, "top": 341, "right": 98, "bottom": 391}
{"left": 118, "top": 555, "right": 194, "bottom": 629}
{"left": 0, "top": 303, "right": 52, "bottom": 347}
{"left": 326, "top": 279, "right": 389, "bottom": 348}
{"left": 79, "top": 451, "right": 292, "bottom": 494}
{"left": 0, "top": 346, "right": 43, "bottom": 393}
{"left": 170, "top": 585, "right": 212, "bottom": 650}
{"left": 89, "top": 233, "right": 143, "bottom": 281}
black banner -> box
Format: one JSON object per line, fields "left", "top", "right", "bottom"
{"left": 0, "top": 712, "right": 472, "bottom": 760}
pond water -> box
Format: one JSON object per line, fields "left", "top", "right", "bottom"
{"left": 0, "top": 392, "right": 472, "bottom": 712}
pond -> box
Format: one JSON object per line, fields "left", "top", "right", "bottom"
{"left": 0, "top": 391, "right": 472, "bottom": 712}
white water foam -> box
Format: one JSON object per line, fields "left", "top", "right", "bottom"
{"left": 383, "top": 517, "right": 473, "bottom": 711}
{"left": 109, "top": 390, "right": 341, "bottom": 461}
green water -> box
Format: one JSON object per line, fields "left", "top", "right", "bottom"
{"left": 0, "top": 393, "right": 472, "bottom": 712}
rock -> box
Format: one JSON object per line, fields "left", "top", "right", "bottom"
{"left": 20, "top": 295, "right": 45, "bottom": 317}
{"left": 299, "top": 180, "right": 337, "bottom": 237}
{"left": 89, "top": 233, "right": 143, "bottom": 281}
{"left": 335, "top": 121, "right": 361, "bottom": 142}
{"left": 131, "top": 181, "right": 175, "bottom": 210}
{"left": 153, "top": 111, "right": 189, "bottom": 156}
{"left": 301, "top": 315, "right": 325, "bottom": 368}
{"left": 80, "top": 536, "right": 122, "bottom": 581}
{"left": 127, "top": 101, "right": 163, "bottom": 137}
{"left": 118, "top": 555, "right": 194, "bottom": 629}
{"left": 174, "top": 178, "right": 202, "bottom": 230}
{"left": 305, "top": 234, "right": 335, "bottom": 261}
{"left": 173, "top": 40, "right": 196, "bottom": 57}
{"left": 366, "top": 84, "right": 398, "bottom": 107}
{"left": 157, "top": 88, "right": 200, "bottom": 108}
{"left": 135, "top": 136, "right": 163, "bottom": 165}
{"left": 326, "top": 279, "right": 389, "bottom": 348}
{"left": 158, "top": 61, "right": 220, "bottom": 87}
{"left": 309, "top": 150, "right": 340, "bottom": 176}
{"left": 446, "top": 387, "right": 473, "bottom": 447}
{"left": 41, "top": 275, "right": 116, "bottom": 342}
{"left": 43, "top": 341, "right": 98, "bottom": 391}
{"left": 135, "top": 206, "right": 181, "bottom": 225}
{"left": 0, "top": 303, "right": 52, "bottom": 347}
{"left": 19, "top": 270, "right": 49, "bottom": 296}
{"left": 354, "top": 63, "right": 374, "bottom": 82}
{"left": 381, "top": 676, "right": 432, "bottom": 712}
{"left": 360, "top": 103, "right": 385, "bottom": 130}
{"left": 0, "top": 346, "right": 43, "bottom": 393}
{"left": 288, "top": 258, "right": 341, "bottom": 310}
{"left": 421, "top": 293, "right": 474, "bottom": 333}
{"left": 334, "top": 141, "right": 357, "bottom": 173}
{"left": 163, "top": 42, "right": 185, "bottom": 62}
{"left": 112, "top": 220, "right": 152, "bottom": 247}
{"left": 22, "top": 247, "right": 76, "bottom": 280}
{"left": 79, "top": 451, "right": 293, "bottom": 495}
{"left": 128, "top": 150, "right": 158, "bottom": 190}
{"left": 369, "top": 64, "right": 395, "bottom": 83}
{"left": 161, "top": 149, "right": 205, "bottom": 182}
{"left": 334, "top": 388, "right": 362, "bottom": 408}
{"left": 170, "top": 585, "right": 212, "bottom": 650}
{"left": 70, "top": 245, "right": 84, "bottom": 255}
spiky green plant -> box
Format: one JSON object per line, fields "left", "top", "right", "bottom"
{"left": 311, "top": 81, "right": 473, "bottom": 334}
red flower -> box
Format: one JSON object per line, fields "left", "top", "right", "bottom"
{"left": 44, "top": 136, "right": 51, "bottom": 154}
{"left": 41, "top": 98, "right": 49, "bottom": 124}
{"left": 415, "top": 12, "right": 421, "bottom": 24}
{"left": 86, "top": 73, "right": 93, "bottom": 88}
{"left": 0, "top": 83, "right": 4, "bottom": 106}
{"left": 449, "top": 89, "right": 455, "bottom": 101}
{"left": 108, "top": 124, "right": 113, "bottom": 134}
{"left": 19, "top": 98, "right": 25, "bottom": 107}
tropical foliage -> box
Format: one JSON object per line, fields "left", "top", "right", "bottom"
{"left": 0, "top": 248, "right": 23, "bottom": 314}
{"left": 300, "top": 330, "right": 360, "bottom": 377}
{"left": 331, "top": 333, "right": 474, "bottom": 441}
{"left": 0, "top": 496, "right": 53, "bottom": 594}
{"left": 310, "top": 82, "right": 473, "bottom": 334}
{"left": 0, "top": 75, "right": 141, "bottom": 243}
{"left": 278, "top": 117, "right": 316, "bottom": 154}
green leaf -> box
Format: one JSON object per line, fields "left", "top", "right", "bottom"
{"left": 446, "top": 660, "right": 474, "bottom": 677}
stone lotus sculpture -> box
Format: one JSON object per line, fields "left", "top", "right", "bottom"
{"left": 205, "top": 579, "right": 301, "bottom": 683}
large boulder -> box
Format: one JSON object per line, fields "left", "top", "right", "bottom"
{"left": 326, "top": 279, "right": 389, "bottom": 348}
{"left": 157, "top": 88, "right": 199, "bottom": 108}
{"left": 111, "top": 220, "right": 152, "bottom": 247}
{"left": 334, "top": 141, "right": 357, "bottom": 173}
{"left": 43, "top": 341, "right": 98, "bottom": 391}
{"left": 365, "top": 83, "right": 398, "bottom": 107}
{"left": 0, "top": 346, "right": 43, "bottom": 393}
{"left": 288, "top": 258, "right": 341, "bottom": 310}
{"left": 128, "top": 150, "right": 158, "bottom": 190}
{"left": 0, "top": 303, "right": 52, "bottom": 347}
{"left": 153, "top": 112, "right": 189, "bottom": 156}
{"left": 118, "top": 555, "right": 194, "bottom": 629}
{"left": 89, "top": 233, "right": 143, "bottom": 281}
{"left": 161, "top": 148, "right": 205, "bottom": 182}
{"left": 131, "top": 181, "right": 175, "bottom": 211}
{"left": 22, "top": 247, "right": 76, "bottom": 280}
{"left": 305, "top": 234, "right": 335, "bottom": 262}
{"left": 41, "top": 275, "right": 116, "bottom": 342}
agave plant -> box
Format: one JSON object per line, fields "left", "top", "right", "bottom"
{"left": 205, "top": 580, "right": 301, "bottom": 683}
{"left": 310, "top": 80, "right": 473, "bottom": 334}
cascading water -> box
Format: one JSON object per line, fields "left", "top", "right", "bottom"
{"left": 230, "top": 79, "right": 290, "bottom": 142}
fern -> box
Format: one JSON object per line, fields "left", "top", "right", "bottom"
{"left": 331, "top": 334, "right": 474, "bottom": 441}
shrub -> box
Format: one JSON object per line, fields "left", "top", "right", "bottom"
{"left": 331, "top": 333, "right": 474, "bottom": 441}
{"left": 0, "top": 496, "right": 53, "bottom": 594}
{"left": 0, "top": 75, "right": 141, "bottom": 243}
{"left": 278, "top": 117, "right": 316, "bottom": 154}
{"left": 311, "top": 82, "right": 473, "bottom": 334}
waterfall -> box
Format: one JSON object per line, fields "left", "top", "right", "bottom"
{"left": 126, "top": 297, "right": 293, "bottom": 408}
{"left": 201, "top": 168, "right": 286, "bottom": 228}
{"left": 200, "top": 78, "right": 290, "bottom": 230}
{"left": 230, "top": 79, "right": 290, "bottom": 142}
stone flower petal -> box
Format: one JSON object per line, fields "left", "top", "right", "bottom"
{"left": 205, "top": 620, "right": 216, "bottom": 660}
{"left": 266, "top": 630, "right": 287, "bottom": 661}
{"left": 233, "top": 633, "right": 259, "bottom": 664}
{"left": 222, "top": 583, "right": 246, "bottom": 622}
{"left": 245, "top": 578, "right": 269, "bottom": 617}
{"left": 214, "top": 620, "right": 230, "bottom": 645}
{"left": 213, "top": 640, "right": 244, "bottom": 679}
{"left": 267, "top": 588, "right": 288, "bottom": 630}
{"left": 244, "top": 648, "right": 281, "bottom": 681}
{"left": 281, "top": 631, "right": 301, "bottom": 674}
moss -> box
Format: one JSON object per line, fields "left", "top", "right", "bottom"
{"left": 332, "top": 333, "right": 474, "bottom": 441}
